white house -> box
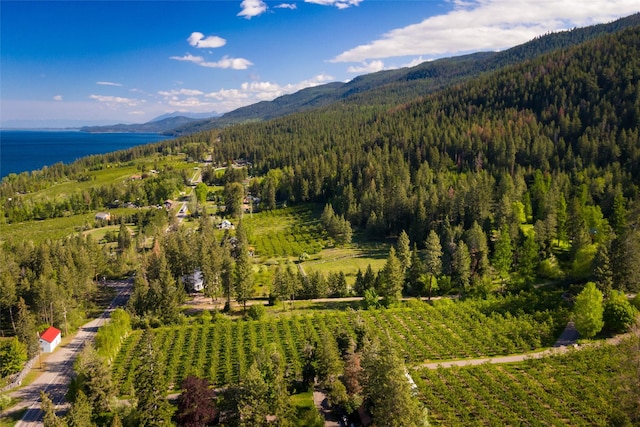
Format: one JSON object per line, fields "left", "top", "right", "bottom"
{"left": 183, "top": 269, "right": 205, "bottom": 293}
{"left": 218, "top": 219, "right": 234, "bottom": 230}
{"left": 39, "top": 326, "right": 62, "bottom": 353}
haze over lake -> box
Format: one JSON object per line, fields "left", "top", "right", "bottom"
{"left": 0, "top": 130, "right": 170, "bottom": 178}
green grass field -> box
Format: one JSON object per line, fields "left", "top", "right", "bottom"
{"left": 303, "top": 245, "right": 389, "bottom": 285}
{"left": 1, "top": 208, "right": 140, "bottom": 244}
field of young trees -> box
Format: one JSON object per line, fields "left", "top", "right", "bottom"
{"left": 414, "top": 342, "right": 638, "bottom": 426}
{"left": 110, "top": 296, "right": 565, "bottom": 395}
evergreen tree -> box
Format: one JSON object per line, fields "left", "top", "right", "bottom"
{"left": 378, "top": 247, "right": 404, "bottom": 306}
{"left": 452, "top": 241, "right": 471, "bottom": 294}
{"left": 405, "top": 244, "right": 425, "bottom": 297}
{"left": 556, "top": 193, "right": 568, "bottom": 247}
{"left": 134, "top": 329, "right": 173, "bottom": 426}
{"left": 66, "top": 390, "right": 94, "bottom": 427}
{"left": 110, "top": 413, "right": 123, "bottom": 427}
{"left": 234, "top": 235, "right": 254, "bottom": 311}
{"left": 396, "top": 230, "right": 412, "bottom": 272}
{"left": 362, "top": 340, "right": 427, "bottom": 427}
{"left": 16, "top": 297, "right": 39, "bottom": 358}
{"left": 223, "top": 182, "right": 244, "bottom": 218}
{"left": 492, "top": 224, "right": 513, "bottom": 287}
{"left": 423, "top": 230, "right": 443, "bottom": 300}
{"left": 353, "top": 269, "right": 365, "bottom": 297}
{"left": 593, "top": 241, "right": 614, "bottom": 294}
{"left": 224, "top": 344, "right": 292, "bottom": 426}
{"left": 610, "top": 190, "right": 628, "bottom": 236}
{"left": 517, "top": 233, "right": 539, "bottom": 285}
{"left": 354, "top": 265, "right": 376, "bottom": 297}
{"left": 465, "top": 221, "right": 489, "bottom": 278}
{"left": 117, "top": 221, "right": 131, "bottom": 251}
{"left": 573, "top": 282, "right": 604, "bottom": 339}
{"left": 41, "top": 390, "right": 66, "bottom": 427}
{"left": 0, "top": 246, "right": 19, "bottom": 334}
{"left": 328, "top": 271, "right": 348, "bottom": 297}
{"left": 73, "top": 344, "right": 115, "bottom": 413}
{"left": 611, "top": 230, "right": 640, "bottom": 292}
{"left": 220, "top": 243, "right": 234, "bottom": 310}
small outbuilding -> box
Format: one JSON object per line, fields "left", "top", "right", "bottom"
{"left": 95, "top": 212, "right": 111, "bottom": 221}
{"left": 39, "top": 326, "right": 62, "bottom": 353}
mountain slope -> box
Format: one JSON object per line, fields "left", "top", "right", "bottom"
{"left": 170, "top": 12, "right": 640, "bottom": 135}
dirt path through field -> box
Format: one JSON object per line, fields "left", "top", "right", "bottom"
{"left": 415, "top": 321, "right": 587, "bottom": 370}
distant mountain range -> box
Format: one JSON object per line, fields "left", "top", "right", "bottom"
{"left": 149, "top": 111, "right": 221, "bottom": 122}
{"left": 79, "top": 111, "right": 221, "bottom": 134}
{"left": 82, "top": 12, "right": 639, "bottom": 137}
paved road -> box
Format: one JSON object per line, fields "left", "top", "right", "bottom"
{"left": 10, "top": 281, "right": 131, "bottom": 427}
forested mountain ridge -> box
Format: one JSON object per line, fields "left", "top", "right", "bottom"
{"left": 169, "top": 12, "right": 640, "bottom": 135}
{"left": 178, "top": 25, "right": 640, "bottom": 292}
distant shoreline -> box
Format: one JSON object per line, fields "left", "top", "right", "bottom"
{"left": 0, "top": 130, "right": 170, "bottom": 178}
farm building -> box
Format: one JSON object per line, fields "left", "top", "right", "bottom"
{"left": 39, "top": 326, "right": 62, "bottom": 353}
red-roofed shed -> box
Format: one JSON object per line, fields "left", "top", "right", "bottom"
{"left": 39, "top": 326, "right": 61, "bottom": 353}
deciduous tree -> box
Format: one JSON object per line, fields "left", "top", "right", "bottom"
{"left": 573, "top": 282, "right": 604, "bottom": 339}
{"left": 175, "top": 376, "right": 218, "bottom": 427}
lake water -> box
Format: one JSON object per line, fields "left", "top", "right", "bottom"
{"left": 0, "top": 130, "right": 171, "bottom": 178}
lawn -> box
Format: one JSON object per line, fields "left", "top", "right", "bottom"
{"left": 303, "top": 244, "right": 389, "bottom": 285}
{"left": 1, "top": 208, "right": 140, "bottom": 244}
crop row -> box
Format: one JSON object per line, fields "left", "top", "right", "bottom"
{"left": 414, "top": 344, "right": 625, "bottom": 426}
{"left": 111, "top": 302, "right": 562, "bottom": 395}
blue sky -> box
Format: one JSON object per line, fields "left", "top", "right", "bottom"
{"left": 1, "top": 0, "right": 638, "bottom": 127}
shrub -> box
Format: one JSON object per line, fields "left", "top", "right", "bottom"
{"left": 247, "top": 304, "right": 266, "bottom": 320}
{"left": 603, "top": 292, "right": 638, "bottom": 334}
{"left": 538, "top": 255, "right": 565, "bottom": 280}
{"left": 0, "top": 338, "right": 28, "bottom": 378}
{"left": 362, "top": 288, "right": 379, "bottom": 310}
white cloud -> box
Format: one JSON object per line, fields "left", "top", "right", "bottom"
{"left": 202, "top": 73, "right": 335, "bottom": 111}
{"left": 187, "top": 32, "right": 226, "bottom": 49}
{"left": 275, "top": 3, "right": 297, "bottom": 9}
{"left": 170, "top": 53, "right": 204, "bottom": 63}
{"left": 89, "top": 95, "right": 144, "bottom": 107}
{"left": 170, "top": 53, "right": 253, "bottom": 70}
{"left": 238, "top": 0, "right": 268, "bottom": 18}
{"left": 157, "top": 89, "right": 204, "bottom": 97}
{"left": 402, "top": 56, "right": 429, "bottom": 68}
{"left": 347, "top": 60, "right": 385, "bottom": 73}
{"left": 53, "top": 95, "right": 63, "bottom": 101}
{"left": 96, "top": 81, "right": 123, "bottom": 87}
{"left": 332, "top": 0, "right": 639, "bottom": 62}
{"left": 305, "top": 0, "right": 361, "bottom": 9}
